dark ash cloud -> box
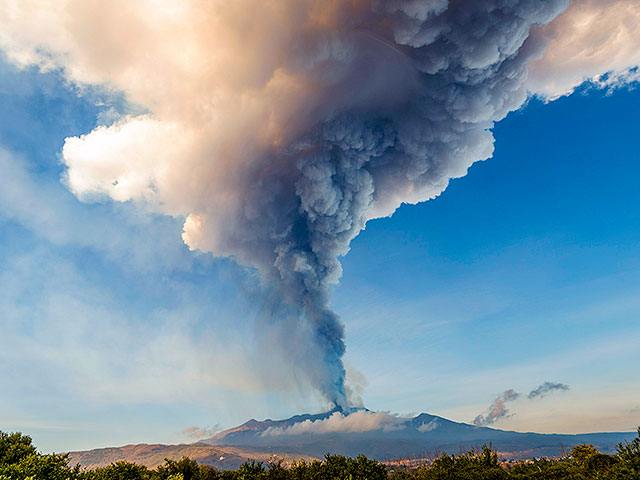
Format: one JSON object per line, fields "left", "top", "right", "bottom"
{"left": 207, "top": 0, "right": 569, "bottom": 408}
{"left": 528, "top": 382, "right": 570, "bottom": 400}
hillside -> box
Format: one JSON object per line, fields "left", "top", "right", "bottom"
{"left": 204, "top": 410, "right": 635, "bottom": 459}
{"left": 67, "top": 443, "right": 317, "bottom": 470}
{"left": 67, "top": 410, "right": 636, "bottom": 469}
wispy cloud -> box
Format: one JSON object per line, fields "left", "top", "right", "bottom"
{"left": 182, "top": 425, "right": 221, "bottom": 440}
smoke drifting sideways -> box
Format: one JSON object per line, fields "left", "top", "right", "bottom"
{"left": 528, "top": 382, "right": 570, "bottom": 400}
{"left": 182, "top": 425, "right": 222, "bottom": 440}
{"left": 473, "top": 389, "right": 520, "bottom": 427}
{"left": 474, "top": 382, "right": 571, "bottom": 426}
{"left": 3, "top": 0, "right": 627, "bottom": 409}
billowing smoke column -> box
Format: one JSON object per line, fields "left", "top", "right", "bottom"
{"left": 182, "top": 0, "right": 570, "bottom": 408}
{"left": 181, "top": 0, "right": 569, "bottom": 409}
{"left": 0, "top": 0, "right": 574, "bottom": 408}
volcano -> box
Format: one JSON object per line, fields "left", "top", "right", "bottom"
{"left": 68, "top": 410, "right": 636, "bottom": 470}
{"left": 201, "top": 408, "right": 634, "bottom": 460}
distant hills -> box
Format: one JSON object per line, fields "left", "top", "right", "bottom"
{"left": 67, "top": 442, "right": 316, "bottom": 471}
{"left": 68, "top": 410, "right": 636, "bottom": 470}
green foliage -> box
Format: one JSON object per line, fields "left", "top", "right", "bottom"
{"left": 83, "top": 460, "right": 153, "bottom": 480}
{"left": 198, "top": 465, "right": 223, "bottom": 480}
{"left": 236, "top": 460, "right": 266, "bottom": 480}
{"left": 507, "top": 458, "right": 575, "bottom": 480}
{"left": 617, "top": 427, "right": 640, "bottom": 470}
{"left": 156, "top": 457, "right": 202, "bottom": 480}
{"left": 414, "top": 445, "right": 508, "bottom": 480}
{"left": 0, "top": 432, "right": 37, "bottom": 466}
{"left": 388, "top": 470, "right": 415, "bottom": 480}
{"left": 1, "top": 428, "right": 639, "bottom": 480}
{"left": 288, "top": 453, "right": 387, "bottom": 480}
{"left": 265, "top": 459, "right": 289, "bottom": 480}
{"left": 0, "top": 452, "right": 80, "bottom": 480}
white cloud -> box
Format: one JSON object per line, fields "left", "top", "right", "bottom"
{"left": 2, "top": 0, "right": 640, "bottom": 422}
{"left": 417, "top": 419, "right": 439, "bottom": 433}
{"left": 0, "top": 146, "right": 190, "bottom": 274}
{"left": 0, "top": 0, "right": 571, "bottom": 408}
{"left": 0, "top": 146, "right": 326, "bottom": 407}
{"left": 529, "top": 0, "right": 640, "bottom": 98}
{"left": 262, "top": 410, "right": 405, "bottom": 436}
{"left": 182, "top": 425, "right": 222, "bottom": 439}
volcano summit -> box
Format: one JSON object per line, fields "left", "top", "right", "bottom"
{"left": 68, "top": 410, "right": 636, "bottom": 470}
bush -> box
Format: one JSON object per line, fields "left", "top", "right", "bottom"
{"left": 0, "top": 432, "right": 37, "bottom": 466}
{"left": 414, "top": 445, "right": 507, "bottom": 480}
{"left": 1, "top": 428, "right": 639, "bottom": 480}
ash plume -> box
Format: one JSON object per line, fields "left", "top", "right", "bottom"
{"left": 12, "top": 0, "right": 640, "bottom": 408}
{"left": 473, "top": 389, "right": 520, "bottom": 427}
{"left": 528, "top": 382, "right": 569, "bottom": 400}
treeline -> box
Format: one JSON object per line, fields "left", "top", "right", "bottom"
{"left": 1, "top": 428, "right": 639, "bottom": 480}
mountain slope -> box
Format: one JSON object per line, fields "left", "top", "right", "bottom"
{"left": 68, "top": 411, "right": 637, "bottom": 469}
{"left": 67, "top": 443, "right": 316, "bottom": 470}
{"left": 203, "top": 410, "right": 635, "bottom": 460}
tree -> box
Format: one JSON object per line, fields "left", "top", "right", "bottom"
{"left": 0, "top": 431, "right": 37, "bottom": 466}
{"left": 617, "top": 427, "right": 640, "bottom": 470}
{"left": 414, "top": 445, "right": 508, "bottom": 480}
{"left": 156, "top": 457, "right": 202, "bottom": 480}
{"left": 0, "top": 452, "right": 80, "bottom": 480}
{"left": 236, "top": 460, "right": 266, "bottom": 480}
{"left": 265, "top": 459, "right": 290, "bottom": 480}
{"left": 86, "top": 460, "right": 152, "bottom": 480}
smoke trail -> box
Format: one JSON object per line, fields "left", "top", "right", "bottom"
{"left": 474, "top": 382, "right": 570, "bottom": 426}
{"left": 0, "top": 0, "right": 575, "bottom": 408}
{"left": 473, "top": 389, "right": 520, "bottom": 427}
{"left": 528, "top": 382, "right": 569, "bottom": 399}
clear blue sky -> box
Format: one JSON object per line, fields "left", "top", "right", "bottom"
{"left": 0, "top": 55, "right": 639, "bottom": 453}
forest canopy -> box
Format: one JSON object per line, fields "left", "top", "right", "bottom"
{"left": 1, "top": 428, "right": 639, "bottom": 480}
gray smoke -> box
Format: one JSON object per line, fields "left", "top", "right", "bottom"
{"left": 6, "top": 0, "right": 571, "bottom": 408}
{"left": 473, "top": 389, "right": 520, "bottom": 426}
{"left": 216, "top": 0, "right": 570, "bottom": 409}
{"left": 474, "top": 382, "right": 570, "bottom": 426}
{"left": 528, "top": 382, "right": 570, "bottom": 399}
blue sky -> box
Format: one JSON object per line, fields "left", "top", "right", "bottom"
{"left": 1, "top": 55, "right": 639, "bottom": 453}
{"left": 1, "top": 1, "right": 640, "bottom": 454}
{"left": 335, "top": 84, "right": 640, "bottom": 427}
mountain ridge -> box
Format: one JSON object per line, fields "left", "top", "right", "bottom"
{"left": 67, "top": 410, "right": 637, "bottom": 470}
